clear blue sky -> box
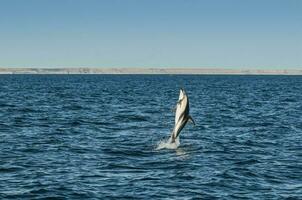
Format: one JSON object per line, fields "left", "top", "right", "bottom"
{"left": 0, "top": 0, "right": 301, "bottom": 68}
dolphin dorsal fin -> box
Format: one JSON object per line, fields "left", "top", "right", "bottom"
{"left": 188, "top": 115, "right": 195, "bottom": 126}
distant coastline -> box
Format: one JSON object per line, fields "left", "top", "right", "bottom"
{"left": 0, "top": 67, "right": 302, "bottom": 75}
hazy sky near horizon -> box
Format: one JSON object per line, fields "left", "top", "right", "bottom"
{"left": 0, "top": 0, "right": 301, "bottom": 69}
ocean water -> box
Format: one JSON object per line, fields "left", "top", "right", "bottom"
{"left": 0, "top": 75, "right": 301, "bottom": 199}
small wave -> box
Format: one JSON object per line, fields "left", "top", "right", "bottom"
{"left": 155, "top": 137, "right": 180, "bottom": 150}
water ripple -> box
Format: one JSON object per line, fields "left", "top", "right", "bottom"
{"left": 0, "top": 75, "right": 302, "bottom": 199}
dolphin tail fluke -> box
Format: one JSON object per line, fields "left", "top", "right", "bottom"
{"left": 188, "top": 115, "right": 196, "bottom": 126}
{"left": 171, "top": 137, "right": 175, "bottom": 143}
{"left": 171, "top": 134, "right": 176, "bottom": 143}
{"left": 170, "top": 130, "right": 176, "bottom": 143}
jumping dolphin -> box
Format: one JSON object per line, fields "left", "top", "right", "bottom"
{"left": 170, "top": 88, "right": 195, "bottom": 143}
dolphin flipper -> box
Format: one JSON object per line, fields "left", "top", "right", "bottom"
{"left": 171, "top": 107, "right": 176, "bottom": 113}
{"left": 188, "top": 115, "right": 195, "bottom": 126}
{"left": 172, "top": 99, "right": 183, "bottom": 113}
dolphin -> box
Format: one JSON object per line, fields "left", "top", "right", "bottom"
{"left": 170, "top": 88, "right": 195, "bottom": 143}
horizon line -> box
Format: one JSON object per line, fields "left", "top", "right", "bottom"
{"left": 1, "top": 67, "right": 302, "bottom": 75}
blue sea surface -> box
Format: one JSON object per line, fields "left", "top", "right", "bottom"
{"left": 0, "top": 75, "right": 301, "bottom": 199}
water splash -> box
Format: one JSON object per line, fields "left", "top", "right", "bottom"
{"left": 156, "top": 137, "right": 180, "bottom": 150}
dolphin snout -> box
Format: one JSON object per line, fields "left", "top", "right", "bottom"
{"left": 180, "top": 88, "right": 186, "bottom": 95}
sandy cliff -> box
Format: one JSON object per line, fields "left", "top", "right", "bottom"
{"left": 0, "top": 68, "right": 302, "bottom": 75}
